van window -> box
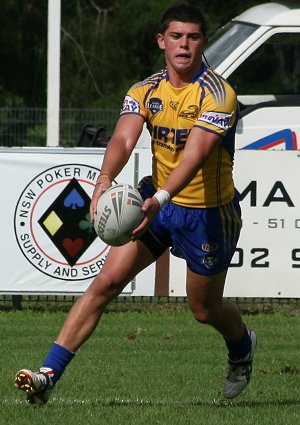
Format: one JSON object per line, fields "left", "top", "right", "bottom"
{"left": 205, "top": 22, "right": 258, "bottom": 70}
{"left": 228, "top": 33, "right": 300, "bottom": 95}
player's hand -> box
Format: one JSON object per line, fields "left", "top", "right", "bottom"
{"left": 90, "top": 175, "right": 111, "bottom": 223}
{"left": 131, "top": 197, "right": 160, "bottom": 240}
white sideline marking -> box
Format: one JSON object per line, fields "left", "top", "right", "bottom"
{"left": 2, "top": 397, "right": 227, "bottom": 406}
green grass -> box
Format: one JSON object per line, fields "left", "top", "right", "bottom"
{"left": 0, "top": 303, "right": 299, "bottom": 425}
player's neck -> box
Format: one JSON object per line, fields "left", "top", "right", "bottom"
{"left": 167, "top": 64, "right": 202, "bottom": 88}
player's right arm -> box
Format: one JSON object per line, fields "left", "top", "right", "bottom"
{"left": 90, "top": 113, "right": 145, "bottom": 222}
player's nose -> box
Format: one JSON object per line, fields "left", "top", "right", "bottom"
{"left": 180, "top": 35, "right": 190, "bottom": 47}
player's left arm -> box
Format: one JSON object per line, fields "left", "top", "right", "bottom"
{"left": 132, "top": 127, "right": 221, "bottom": 240}
{"left": 160, "top": 127, "right": 221, "bottom": 197}
{"left": 163, "top": 85, "right": 238, "bottom": 196}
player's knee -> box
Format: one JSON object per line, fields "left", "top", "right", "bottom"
{"left": 191, "top": 306, "right": 216, "bottom": 325}
{"left": 193, "top": 309, "right": 210, "bottom": 324}
{"left": 87, "top": 272, "right": 122, "bottom": 303}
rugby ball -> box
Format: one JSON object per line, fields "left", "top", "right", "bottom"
{"left": 94, "top": 184, "right": 144, "bottom": 246}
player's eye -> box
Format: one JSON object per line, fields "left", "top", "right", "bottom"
{"left": 190, "top": 34, "right": 201, "bottom": 41}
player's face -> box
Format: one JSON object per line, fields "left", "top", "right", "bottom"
{"left": 157, "top": 21, "right": 207, "bottom": 80}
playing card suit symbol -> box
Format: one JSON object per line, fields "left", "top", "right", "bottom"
{"left": 64, "top": 189, "right": 85, "bottom": 209}
{"left": 63, "top": 238, "right": 84, "bottom": 257}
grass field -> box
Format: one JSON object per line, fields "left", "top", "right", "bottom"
{"left": 0, "top": 300, "right": 299, "bottom": 425}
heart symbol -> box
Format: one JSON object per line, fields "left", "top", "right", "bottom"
{"left": 63, "top": 238, "right": 84, "bottom": 257}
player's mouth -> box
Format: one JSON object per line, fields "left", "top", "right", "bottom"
{"left": 175, "top": 53, "right": 191, "bottom": 62}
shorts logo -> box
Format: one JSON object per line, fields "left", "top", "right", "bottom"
{"left": 147, "top": 97, "right": 163, "bottom": 115}
{"left": 122, "top": 95, "right": 140, "bottom": 113}
{"left": 198, "top": 111, "right": 232, "bottom": 130}
{"left": 14, "top": 164, "right": 110, "bottom": 281}
{"left": 179, "top": 105, "right": 199, "bottom": 120}
{"left": 201, "top": 242, "right": 218, "bottom": 253}
{"left": 201, "top": 255, "right": 219, "bottom": 269}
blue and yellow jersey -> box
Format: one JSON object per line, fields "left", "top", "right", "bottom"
{"left": 120, "top": 64, "right": 238, "bottom": 208}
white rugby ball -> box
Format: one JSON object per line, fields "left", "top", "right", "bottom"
{"left": 94, "top": 184, "right": 144, "bottom": 246}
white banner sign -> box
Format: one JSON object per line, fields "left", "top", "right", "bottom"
{"left": 169, "top": 150, "right": 300, "bottom": 298}
{"left": 0, "top": 148, "right": 155, "bottom": 296}
{"left": 0, "top": 148, "right": 299, "bottom": 298}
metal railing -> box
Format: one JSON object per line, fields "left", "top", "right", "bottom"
{"left": 1, "top": 294, "right": 299, "bottom": 312}
{"left": 0, "top": 107, "right": 120, "bottom": 147}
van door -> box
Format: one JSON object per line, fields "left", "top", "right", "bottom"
{"left": 227, "top": 31, "right": 300, "bottom": 150}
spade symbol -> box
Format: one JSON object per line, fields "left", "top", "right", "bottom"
{"left": 64, "top": 189, "right": 85, "bottom": 209}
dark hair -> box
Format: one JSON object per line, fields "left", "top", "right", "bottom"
{"left": 157, "top": 2, "right": 207, "bottom": 36}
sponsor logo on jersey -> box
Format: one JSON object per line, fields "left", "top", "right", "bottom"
{"left": 150, "top": 125, "right": 190, "bottom": 146}
{"left": 198, "top": 111, "right": 232, "bottom": 130}
{"left": 147, "top": 97, "right": 163, "bottom": 115}
{"left": 169, "top": 101, "right": 179, "bottom": 111}
{"left": 122, "top": 95, "right": 140, "bottom": 113}
{"left": 179, "top": 105, "right": 199, "bottom": 120}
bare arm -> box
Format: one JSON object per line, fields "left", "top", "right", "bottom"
{"left": 160, "top": 126, "right": 221, "bottom": 197}
{"left": 90, "top": 114, "right": 144, "bottom": 221}
{"left": 99, "top": 114, "right": 145, "bottom": 179}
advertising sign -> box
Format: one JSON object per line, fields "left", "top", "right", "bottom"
{"left": 1, "top": 148, "right": 299, "bottom": 298}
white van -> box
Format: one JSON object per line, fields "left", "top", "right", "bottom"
{"left": 205, "top": 2, "right": 300, "bottom": 150}
{"left": 137, "top": 2, "right": 300, "bottom": 150}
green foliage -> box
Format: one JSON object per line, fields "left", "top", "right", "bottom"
{"left": 59, "top": 0, "right": 175, "bottom": 107}
{"left": 0, "top": 0, "right": 47, "bottom": 107}
{"left": 0, "top": 0, "right": 269, "bottom": 109}
{"left": 1, "top": 306, "right": 299, "bottom": 424}
{"left": 26, "top": 124, "right": 47, "bottom": 145}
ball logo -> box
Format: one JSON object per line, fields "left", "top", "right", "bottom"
{"left": 14, "top": 164, "right": 110, "bottom": 281}
{"left": 97, "top": 205, "right": 112, "bottom": 239}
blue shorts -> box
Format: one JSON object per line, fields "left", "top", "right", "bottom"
{"left": 138, "top": 177, "right": 242, "bottom": 276}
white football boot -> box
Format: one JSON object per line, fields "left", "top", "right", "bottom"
{"left": 15, "top": 367, "right": 54, "bottom": 405}
{"left": 223, "top": 330, "right": 257, "bottom": 399}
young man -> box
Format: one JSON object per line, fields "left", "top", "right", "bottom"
{"left": 15, "top": 2, "right": 256, "bottom": 404}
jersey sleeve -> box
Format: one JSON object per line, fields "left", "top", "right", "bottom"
{"left": 120, "top": 84, "right": 148, "bottom": 119}
{"left": 195, "top": 74, "right": 238, "bottom": 137}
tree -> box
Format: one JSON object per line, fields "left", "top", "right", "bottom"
{"left": 0, "top": 0, "right": 47, "bottom": 106}
{"left": 59, "top": 0, "right": 267, "bottom": 108}
{"left": 0, "top": 0, "right": 268, "bottom": 108}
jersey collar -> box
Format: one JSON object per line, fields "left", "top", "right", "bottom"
{"left": 165, "top": 63, "right": 207, "bottom": 84}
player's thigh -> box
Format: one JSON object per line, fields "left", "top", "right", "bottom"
{"left": 99, "top": 239, "right": 156, "bottom": 288}
{"left": 186, "top": 267, "right": 227, "bottom": 314}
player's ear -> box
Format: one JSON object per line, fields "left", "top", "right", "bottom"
{"left": 157, "top": 33, "right": 165, "bottom": 50}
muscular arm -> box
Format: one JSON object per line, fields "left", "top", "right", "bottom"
{"left": 90, "top": 114, "right": 144, "bottom": 221}
{"left": 100, "top": 114, "right": 145, "bottom": 179}
{"left": 132, "top": 126, "right": 222, "bottom": 239}
{"left": 162, "top": 126, "right": 221, "bottom": 197}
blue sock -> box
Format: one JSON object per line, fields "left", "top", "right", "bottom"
{"left": 42, "top": 342, "right": 75, "bottom": 383}
{"left": 225, "top": 326, "right": 251, "bottom": 360}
